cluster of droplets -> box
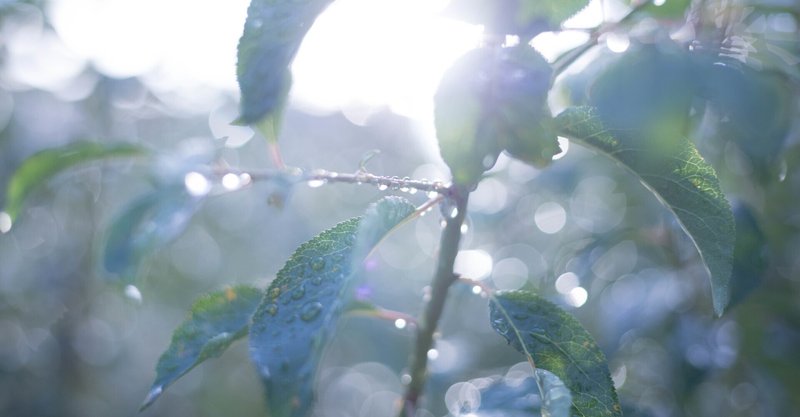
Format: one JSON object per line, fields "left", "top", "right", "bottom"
{"left": 183, "top": 170, "right": 254, "bottom": 197}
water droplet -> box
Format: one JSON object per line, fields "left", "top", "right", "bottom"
{"left": 310, "top": 257, "right": 325, "bottom": 271}
{"left": 124, "top": 285, "right": 142, "bottom": 304}
{"left": 471, "top": 285, "right": 483, "bottom": 295}
{"left": 427, "top": 349, "right": 439, "bottom": 360}
{"left": 427, "top": 191, "right": 438, "bottom": 198}
{"left": 394, "top": 318, "right": 407, "bottom": 329}
{"left": 239, "top": 172, "right": 252, "bottom": 185}
{"left": 460, "top": 223, "right": 469, "bottom": 234}
{"left": 512, "top": 312, "right": 529, "bottom": 320}
{"left": 140, "top": 385, "right": 163, "bottom": 410}
{"left": 400, "top": 186, "right": 409, "bottom": 193}
{"left": 265, "top": 303, "right": 279, "bottom": 316}
{"left": 222, "top": 173, "right": 242, "bottom": 190}
{"left": 0, "top": 212, "right": 12, "bottom": 234}
{"left": 440, "top": 219, "right": 447, "bottom": 229}
{"left": 407, "top": 187, "right": 418, "bottom": 195}
{"left": 400, "top": 373, "right": 412, "bottom": 385}
{"left": 378, "top": 184, "right": 389, "bottom": 191}
{"left": 269, "top": 287, "right": 282, "bottom": 300}
{"left": 300, "top": 301, "right": 323, "bottom": 321}
{"left": 307, "top": 179, "right": 326, "bottom": 188}
{"left": 291, "top": 285, "right": 305, "bottom": 300}
{"left": 184, "top": 171, "right": 211, "bottom": 196}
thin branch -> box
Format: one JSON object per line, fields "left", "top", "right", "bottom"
{"left": 399, "top": 187, "right": 470, "bottom": 417}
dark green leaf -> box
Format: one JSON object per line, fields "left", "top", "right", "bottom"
{"left": 237, "top": 0, "right": 333, "bottom": 126}
{"left": 472, "top": 370, "right": 571, "bottom": 417}
{"left": 3, "top": 141, "right": 144, "bottom": 221}
{"left": 489, "top": 290, "right": 622, "bottom": 417}
{"left": 554, "top": 106, "right": 735, "bottom": 315}
{"left": 435, "top": 45, "right": 556, "bottom": 186}
{"left": 248, "top": 196, "right": 415, "bottom": 417}
{"left": 102, "top": 187, "right": 202, "bottom": 281}
{"left": 140, "top": 286, "right": 262, "bottom": 410}
{"left": 445, "top": 0, "right": 590, "bottom": 40}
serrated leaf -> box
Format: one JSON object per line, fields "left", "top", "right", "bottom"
{"left": 102, "top": 187, "right": 202, "bottom": 281}
{"left": 435, "top": 45, "right": 556, "bottom": 186}
{"left": 489, "top": 290, "right": 621, "bottom": 417}
{"left": 140, "top": 286, "right": 262, "bottom": 410}
{"left": 248, "top": 196, "right": 416, "bottom": 417}
{"left": 237, "top": 0, "right": 333, "bottom": 126}
{"left": 554, "top": 106, "right": 735, "bottom": 315}
{"left": 3, "top": 141, "right": 144, "bottom": 221}
{"left": 445, "top": 0, "right": 590, "bottom": 40}
{"left": 472, "top": 370, "right": 571, "bottom": 417}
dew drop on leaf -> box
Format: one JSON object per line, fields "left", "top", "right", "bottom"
{"left": 310, "top": 257, "right": 325, "bottom": 271}
{"left": 300, "top": 301, "right": 323, "bottom": 322}
{"left": 291, "top": 285, "right": 306, "bottom": 300}
{"left": 265, "top": 303, "right": 279, "bottom": 316}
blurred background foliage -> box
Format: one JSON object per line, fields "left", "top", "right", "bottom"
{"left": 0, "top": 0, "right": 799, "bottom": 416}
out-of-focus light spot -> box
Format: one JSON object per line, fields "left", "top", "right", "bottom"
{"left": 611, "top": 364, "right": 627, "bottom": 388}
{"left": 769, "top": 13, "right": 797, "bottom": 33}
{"left": 492, "top": 257, "right": 528, "bottom": 291}
{"left": 400, "top": 373, "right": 412, "bottom": 385}
{"left": 469, "top": 178, "right": 508, "bottom": 214}
{"left": 394, "top": 318, "right": 407, "bottom": 329}
{"left": 555, "top": 272, "right": 580, "bottom": 294}
{"left": 570, "top": 176, "right": 626, "bottom": 233}
{"left": 444, "top": 382, "right": 481, "bottom": 415}
{"left": 454, "top": 250, "right": 493, "bottom": 280}
{"left": 123, "top": 285, "right": 142, "bottom": 304}
{"left": 222, "top": 173, "right": 242, "bottom": 190}
{"left": 239, "top": 173, "right": 253, "bottom": 186}
{"left": 427, "top": 348, "right": 439, "bottom": 360}
{"left": 4, "top": 24, "right": 87, "bottom": 92}
{"left": 184, "top": 171, "right": 211, "bottom": 196}
{"left": 471, "top": 285, "right": 483, "bottom": 295}
{"left": 0, "top": 212, "right": 12, "bottom": 234}
{"left": 566, "top": 287, "right": 588, "bottom": 307}
{"left": 307, "top": 179, "right": 326, "bottom": 188}
{"left": 534, "top": 201, "right": 566, "bottom": 234}
{"left": 291, "top": 0, "right": 482, "bottom": 120}
{"left": 653, "top": 0, "right": 667, "bottom": 6}
{"left": 552, "top": 137, "right": 570, "bottom": 160}
{"left": 605, "top": 32, "right": 630, "bottom": 53}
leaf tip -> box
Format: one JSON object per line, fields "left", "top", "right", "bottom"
{"left": 138, "top": 385, "right": 163, "bottom": 411}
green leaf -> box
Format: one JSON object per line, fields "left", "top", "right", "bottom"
{"left": 248, "top": 196, "right": 415, "bottom": 417}
{"left": 102, "top": 187, "right": 202, "bottom": 281}
{"left": 140, "top": 286, "right": 262, "bottom": 410}
{"left": 489, "top": 290, "right": 621, "bottom": 417}
{"left": 3, "top": 141, "right": 144, "bottom": 221}
{"left": 554, "top": 106, "right": 736, "bottom": 315}
{"left": 237, "top": 0, "right": 333, "bottom": 125}
{"left": 445, "top": 0, "right": 590, "bottom": 40}
{"left": 435, "top": 44, "right": 556, "bottom": 186}
{"left": 472, "top": 370, "right": 571, "bottom": 417}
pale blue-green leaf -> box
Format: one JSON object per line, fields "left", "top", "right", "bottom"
{"left": 248, "top": 196, "right": 415, "bottom": 417}
{"left": 3, "top": 141, "right": 144, "bottom": 221}
{"left": 554, "top": 106, "right": 735, "bottom": 315}
{"left": 140, "top": 286, "right": 262, "bottom": 410}
{"left": 237, "top": 0, "right": 333, "bottom": 125}
{"left": 102, "top": 187, "right": 201, "bottom": 281}
{"left": 490, "top": 290, "right": 622, "bottom": 417}
{"left": 471, "top": 370, "right": 571, "bottom": 417}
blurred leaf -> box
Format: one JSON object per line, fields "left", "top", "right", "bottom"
{"left": 237, "top": 0, "right": 333, "bottom": 126}
{"left": 248, "top": 196, "right": 415, "bottom": 417}
{"left": 489, "top": 290, "right": 621, "bottom": 417}
{"left": 445, "top": 0, "right": 590, "bottom": 40}
{"left": 3, "top": 141, "right": 144, "bottom": 220}
{"left": 695, "top": 58, "right": 795, "bottom": 180}
{"left": 435, "top": 45, "right": 556, "bottom": 186}
{"left": 629, "top": 0, "right": 690, "bottom": 19}
{"left": 471, "top": 371, "right": 571, "bottom": 417}
{"left": 140, "top": 286, "right": 262, "bottom": 410}
{"left": 102, "top": 187, "right": 202, "bottom": 281}
{"left": 554, "top": 106, "right": 736, "bottom": 315}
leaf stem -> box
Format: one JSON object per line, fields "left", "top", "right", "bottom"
{"left": 399, "top": 187, "right": 470, "bottom": 417}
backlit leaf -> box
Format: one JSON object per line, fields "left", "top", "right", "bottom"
{"left": 102, "top": 187, "right": 202, "bottom": 281}
{"left": 237, "top": 0, "right": 333, "bottom": 126}
{"left": 248, "top": 196, "right": 415, "bottom": 417}
{"left": 489, "top": 290, "right": 621, "bottom": 417}
{"left": 140, "top": 286, "right": 262, "bottom": 410}
{"left": 554, "top": 106, "right": 735, "bottom": 315}
{"left": 3, "top": 141, "right": 144, "bottom": 221}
